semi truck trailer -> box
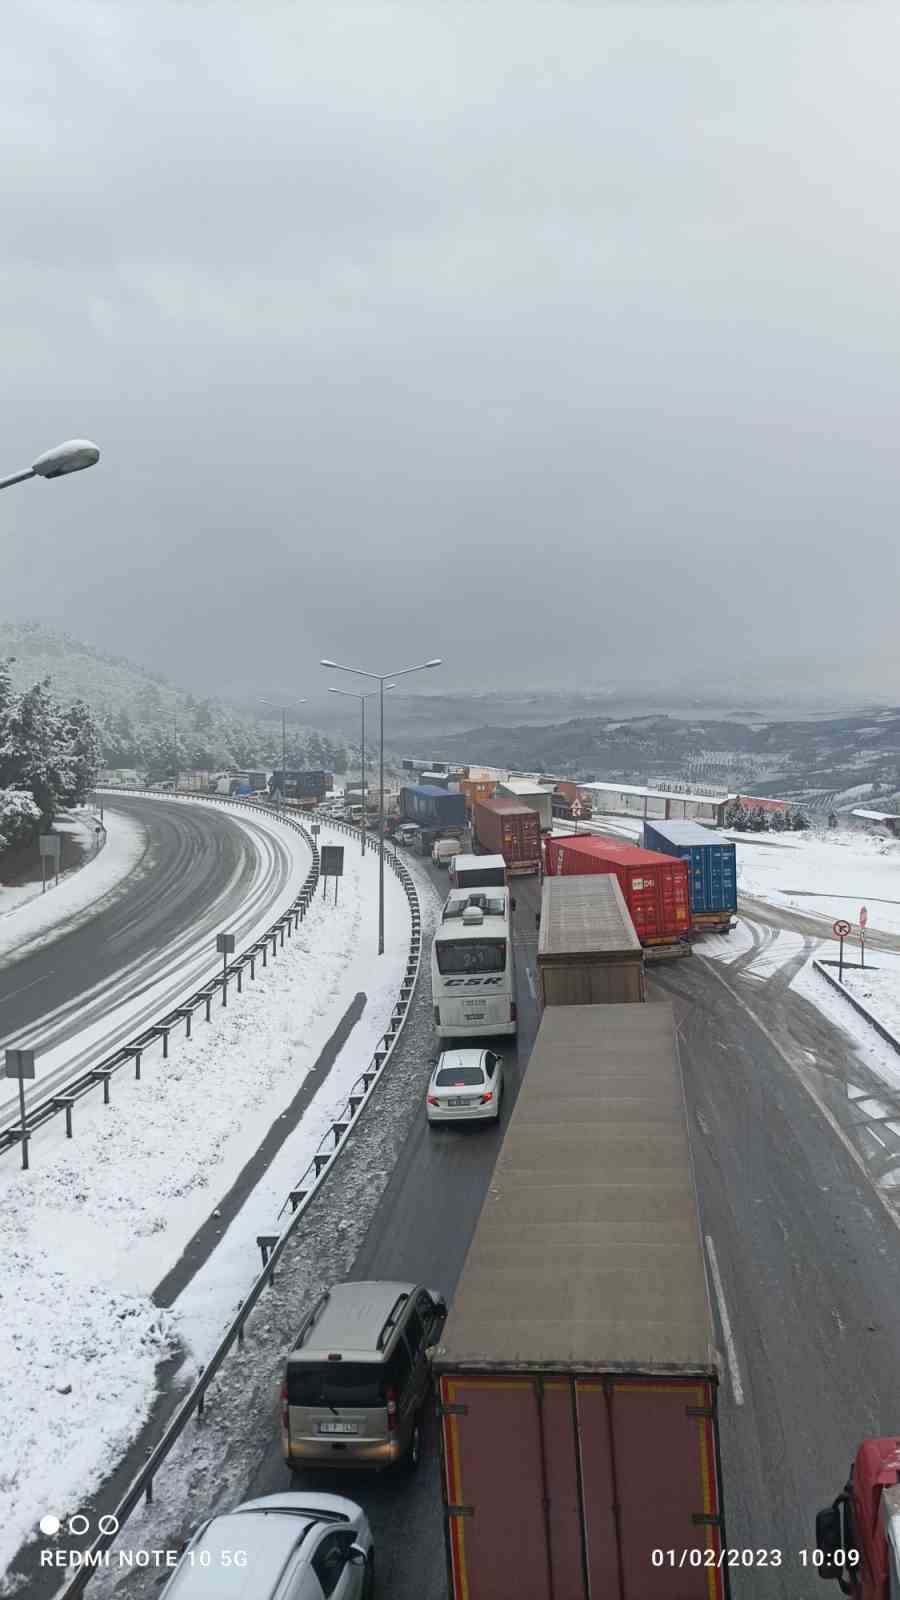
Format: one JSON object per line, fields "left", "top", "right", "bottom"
{"left": 431, "top": 1002, "right": 728, "bottom": 1600}
{"left": 473, "top": 797, "right": 542, "bottom": 874}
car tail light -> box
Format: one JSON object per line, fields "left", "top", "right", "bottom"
{"left": 279, "top": 1380, "right": 289, "bottom": 1434}
{"left": 479, "top": 1091, "right": 494, "bottom": 1105}
{"left": 510, "top": 1001, "right": 517, "bottom": 1023}
{"left": 427, "top": 1094, "right": 439, "bottom": 1106}
{"left": 385, "top": 1385, "right": 399, "bottom": 1432}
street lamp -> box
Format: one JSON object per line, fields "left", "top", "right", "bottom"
{"left": 257, "top": 697, "right": 308, "bottom": 807}
{"left": 328, "top": 685, "right": 395, "bottom": 855}
{"left": 321, "top": 656, "right": 442, "bottom": 953}
{"left": 0, "top": 439, "right": 100, "bottom": 491}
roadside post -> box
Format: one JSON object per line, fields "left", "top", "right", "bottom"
{"left": 571, "top": 796, "right": 583, "bottom": 836}
{"left": 860, "top": 905, "right": 868, "bottom": 969}
{"left": 5, "top": 1048, "right": 36, "bottom": 1170}
{"left": 39, "top": 833, "right": 60, "bottom": 892}
{"left": 216, "top": 933, "right": 235, "bottom": 1006}
{"left": 320, "top": 844, "right": 344, "bottom": 905}
{"left": 833, "top": 918, "right": 851, "bottom": 981}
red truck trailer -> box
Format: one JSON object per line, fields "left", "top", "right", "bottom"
{"left": 473, "top": 797, "right": 542, "bottom": 874}
{"left": 432, "top": 1003, "right": 728, "bottom": 1600}
{"left": 544, "top": 833, "right": 692, "bottom": 953}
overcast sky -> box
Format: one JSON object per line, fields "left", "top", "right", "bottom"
{"left": 2, "top": 1, "right": 899, "bottom": 705}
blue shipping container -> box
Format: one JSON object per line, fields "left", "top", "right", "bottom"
{"left": 399, "top": 784, "right": 467, "bottom": 828}
{"left": 642, "top": 820, "right": 737, "bottom": 916}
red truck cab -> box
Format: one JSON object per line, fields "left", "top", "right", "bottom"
{"left": 816, "top": 1438, "right": 900, "bottom": 1596}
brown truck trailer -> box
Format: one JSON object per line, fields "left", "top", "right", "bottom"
{"left": 473, "top": 796, "right": 542, "bottom": 874}
{"left": 537, "top": 873, "right": 645, "bottom": 1005}
{"left": 431, "top": 1002, "right": 728, "bottom": 1600}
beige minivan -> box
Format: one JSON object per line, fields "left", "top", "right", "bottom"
{"left": 280, "top": 1280, "right": 447, "bottom": 1472}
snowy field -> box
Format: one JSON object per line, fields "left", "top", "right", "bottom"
{"left": 0, "top": 807, "right": 147, "bottom": 961}
{"left": 736, "top": 827, "right": 900, "bottom": 935}
{"left": 0, "top": 823, "right": 411, "bottom": 1584}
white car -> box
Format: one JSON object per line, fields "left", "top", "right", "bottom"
{"left": 394, "top": 824, "right": 419, "bottom": 847}
{"left": 159, "top": 1493, "right": 374, "bottom": 1600}
{"left": 426, "top": 1049, "right": 505, "bottom": 1125}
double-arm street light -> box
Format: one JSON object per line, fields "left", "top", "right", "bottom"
{"left": 0, "top": 439, "right": 100, "bottom": 492}
{"left": 257, "top": 697, "right": 308, "bottom": 807}
{"left": 328, "top": 684, "right": 395, "bottom": 855}
{"left": 321, "top": 656, "right": 442, "bottom": 953}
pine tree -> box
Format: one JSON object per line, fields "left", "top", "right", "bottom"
{"left": 3, "top": 679, "right": 75, "bottom": 818}
{"left": 62, "top": 700, "right": 103, "bottom": 803}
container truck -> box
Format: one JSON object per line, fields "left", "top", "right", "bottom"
{"left": 450, "top": 853, "right": 508, "bottom": 890}
{"left": 473, "top": 797, "right": 542, "bottom": 875}
{"left": 537, "top": 874, "right": 645, "bottom": 1005}
{"left": 270, "top": 769, "right": 331, "bottom": 806}
{"left": 458, "top": 777, "right": 497, "bottom": 817}
{"left": 497, "top": 778, "right": 553, "bottom": 833}
{"left": 432, "top": 1002, "right": 728, "bottom": 1600}
{"left": 544, "top": 834, "right": 692, "bottom": 956}
{"left": 399, "top": 784, "right": 469, "bottom": 856}
{"left": 642, "top": 820, "right": 737, "bottom": 933}
{"left": 815, "top": 1436, "right": 900, "bottom": 1596}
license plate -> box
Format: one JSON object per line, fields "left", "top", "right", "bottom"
{"left": 317, "top": 1421, "right": 358, "bottom": 1435}
{"left": 463, "top": 1005, "right": 485, "bottom": 1018}
{"left": 447, "top": 1097, "right": 469, "bottom": 1107}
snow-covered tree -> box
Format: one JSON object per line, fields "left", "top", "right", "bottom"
{"left": 0, "top": 787, "right": 41, "bottom": 850}
{"left": 1, "top": 678, "right": 75, "bottom": 818}
{"left": 61, "top": 699, "right": 103, "bottom": 803}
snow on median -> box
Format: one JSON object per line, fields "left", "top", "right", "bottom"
{"left": 0, "top": 827, "right": 411, "bottom": 1584}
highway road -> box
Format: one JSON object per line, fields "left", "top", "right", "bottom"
{"left": 242, "top": 861, "right": 900, "bottom": 1600}
{"left": 36, "top": 848, "right": 900, "bottom": 1600}
{"left": 0, "top": 795, "right": 307, "bottom": 1120}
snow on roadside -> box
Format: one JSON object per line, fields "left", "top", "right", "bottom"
{"left": 791, "top": 954, "right": 900, "bottom": 1096}
{"left": 0, "top": 808, "right": 148, "bottom": 963}
{"left": 0, "top": 827, "right": 410, "bottom": 1584}
{"left": 737, "top": 827, "right": 900, "bottom": 935}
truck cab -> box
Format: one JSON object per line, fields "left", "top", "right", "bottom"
{"left": 816, "top": 1437, "right": 900, "bottom": 1596}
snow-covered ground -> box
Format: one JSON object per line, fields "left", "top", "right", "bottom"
{"left": 0, "top": 807, "right": 147, "bottom": 959}
{"left": 736, "top": 827, "right": 900, "bottom": 935}
{"left": 0, "top": 824, "right": 411, "bottom": 1583}
{"left": 791, "top": 953, "right": 900, "bottom": 1096}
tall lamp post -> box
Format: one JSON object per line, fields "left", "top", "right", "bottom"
{"left": 321, "top": 656, "right": 442, "bottom": 953}
{"left": 0, "top": 439, "right": 100, "bottom": 492}
{"left": 257, "top": 697, "right": 308, "bottom": 808}
{"left": 328, "top": 684, "right": 394, "bottom": 856}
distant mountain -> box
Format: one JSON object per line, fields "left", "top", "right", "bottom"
{"left": 0, "top": 621, "right": 348, "bottom": 773}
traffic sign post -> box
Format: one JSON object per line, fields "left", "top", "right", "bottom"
{"left": 39, "top": 833, "right": 60, "bottom": 893}
{"left": 216, "top": 932, "right": 236, "bottom": 1006}
{"left": 833, "top": 919, "right": 851, "bottom": 981}
{"left": 860, "top": 905, "right": 868, "bottom": 968}
{"left": 5, "top": 1047, "right": 36, "bottom": 1170}
{"left": 570, "top": 797, "right": 583, "bottom": 836}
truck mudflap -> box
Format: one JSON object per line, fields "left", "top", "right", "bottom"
{"left": 438, "top": 1373, "right": 728, "bottom": 1600}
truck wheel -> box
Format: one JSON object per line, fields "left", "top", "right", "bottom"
{"left": 403, "top": 1421, "right": 422, "bottom": 1472}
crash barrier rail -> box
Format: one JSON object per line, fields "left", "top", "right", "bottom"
{"left": 54, "top": 801, "right": 422, "bottom": 1598}
{"left": 0, "top": 789, "right": 319, "bottom": 1159}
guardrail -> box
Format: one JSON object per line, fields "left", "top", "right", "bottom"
{"left": 53, "top": 801, "right": 422, "bottom": 1599}
{"left": 0, "top": 790, "right": 319, "bottom": 1160}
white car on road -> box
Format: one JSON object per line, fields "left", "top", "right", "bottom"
{"left": 426, "top": 1049, "right": 505, "bottom": 1125}
{"left": 159, "top": 1492, "right": 375, "bottom": 1600}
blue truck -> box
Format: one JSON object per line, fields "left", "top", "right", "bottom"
{"left": 642, "top": 819, "right": 737, "bottom": 932}
{"left": 398, "top": 784, "right": 468, "bottom": 855}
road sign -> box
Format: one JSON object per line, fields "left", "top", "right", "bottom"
{"left": 216, "top": 933, "right": 236, "bottom": 955}
{"left": 860, "top": 906, "right": 868, "bottom": 929}
{"left": 832, "top": 919, "right": 851, "bottom": 938}
{"left": 38, "top": 834, "right": 60, "bottom": 857}
{"left": 4, "top": 1048, "right": 36, "bottom": 1080}
{"left": 321, "top": 845, "right": 344, "bottom": 878}
{"left": 570, "top": 799, "right": 583, "bottom": 818}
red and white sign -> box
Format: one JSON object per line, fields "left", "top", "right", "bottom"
{"left": 833, "top": 919, "right": 852, "bottom": 938}
{"left": 860, "top": 906, "right": 868, "bottom": 930}
{"left": 571, "top": 799, "right": 583, "bottom": 818}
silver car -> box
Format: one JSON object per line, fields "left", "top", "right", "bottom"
{"left": 159, "top": 1492, "right": 374, "bottom": 1600}
{"left": 426, "top": 1048, "right": 505, "bottom": 1125}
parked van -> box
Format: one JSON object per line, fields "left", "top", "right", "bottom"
{"left": 280, "top": 1281, "right": 447, "bottom": 1472}
{"left": 432, "top": 837, "right": 459, "bottom": 868}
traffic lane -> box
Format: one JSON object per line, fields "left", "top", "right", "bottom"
{"left": 655, "top": 958, "right": 900, "bottom": 1598}
{"left": 0, "top": 798, "right": 277, "bottom": 1090}
{"left": 248, "top": 862, "right": 544, "bottom": 1600}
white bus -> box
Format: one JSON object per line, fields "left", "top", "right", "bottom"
{"left": 431, "top": 903, "right": 517, "bottom": 1041}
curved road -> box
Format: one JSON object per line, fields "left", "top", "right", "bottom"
{"left": 0, "top": 796, "right": 305, "bottom": 1119}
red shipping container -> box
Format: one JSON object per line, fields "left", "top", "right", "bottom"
{"left": 544, "top": 835, "right": 691, "bottom": 945}
{"left": 474, "top": 798, "right": 542, "bottom": 874}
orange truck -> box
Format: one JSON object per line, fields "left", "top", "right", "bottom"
{"left": 458, "top": 777, "right": 496, "bottom": 816}
{"left": 431, "top": 1002, "right": 728, "bottom": 1600}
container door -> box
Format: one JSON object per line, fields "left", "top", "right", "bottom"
{"left": 576, "top": 1378, "right": 726, "bottom": 1598}
{"left": 626, "top": 869, "right": 658, "bottom": 940}
{"left": 705, "top": 845, "right": 723, "bottom": 912}
{"left": 687, "top": 846, "right": 705, "bottom": 914}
